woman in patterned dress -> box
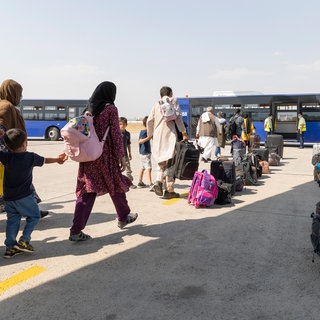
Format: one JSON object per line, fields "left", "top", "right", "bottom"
{"left": 69, "top": 81, "right": 138, "bottom": 241}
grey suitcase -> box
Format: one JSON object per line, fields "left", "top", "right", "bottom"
{"left": 265, "top": 134, "right": 284, "bottom": 158}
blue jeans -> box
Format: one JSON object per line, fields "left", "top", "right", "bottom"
{"left": 215, "top": 146, "right": 221, "bottom": 157}
{"left": 298, "top": 131, "right": 304, "bottom": 148}
{"left": 5, "top": 193, "right": 40, "bottom": 248}
{"left": 265, "top": 130, "right": 272, "bottom": 140}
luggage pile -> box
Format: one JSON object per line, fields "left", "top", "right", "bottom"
{"left": 187, "top": 134, "right": 285, "bottom": 208}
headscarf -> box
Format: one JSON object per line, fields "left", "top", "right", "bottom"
{"left": 87, "top": 81, "right": 116, "bottom": 116}
{"left": 0, "top": 79, "right": 23, "bottom": 106}
{"left": 0, "top": 79, "right": 26, "bottom": 132}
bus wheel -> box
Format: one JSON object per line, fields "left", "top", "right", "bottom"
{"left": 47, "top": 127, "right": 60, "bottom": 141}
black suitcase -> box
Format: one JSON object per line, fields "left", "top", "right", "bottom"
{"left": 174, "top": 141, "right": 200, "bottom": 180}
{"left": 265, "top": 134, "right": 284, "bottom": 158}
{"left": 252, "top": 148, "right": 269, "bottom": 162}
{"left": 210, "top": 160, "right": 236, "bottom": 195}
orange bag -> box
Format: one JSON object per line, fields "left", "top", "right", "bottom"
{"left": 259, "top": 160, "right": 270, "bottom": 174}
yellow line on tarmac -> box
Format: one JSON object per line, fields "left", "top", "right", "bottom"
{"left": 0, "top": 266, "right": 46, "bottom": 294}
{"left": 162, "top": 192, "right": 189, "bottom": 205}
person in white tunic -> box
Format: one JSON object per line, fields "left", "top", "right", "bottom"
{"left": 196, "top": 106, "right": 218, "bottom": 162}
{"left": 147, "top": 86, "right": 188, "bottom": 199}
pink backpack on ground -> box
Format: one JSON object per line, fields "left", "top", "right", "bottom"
{"left": 60, "top": 112, "right": 109, "bottom": 162}
{"left": 188, "top": 170, "right": 219, "bottom": 208}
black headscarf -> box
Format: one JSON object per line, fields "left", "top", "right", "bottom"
{"left": 87, "top": 81, "right": 117, "bottom": 116}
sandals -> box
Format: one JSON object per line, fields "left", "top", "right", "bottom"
{"left": 69, "top": 232, "right": 92, "bottom": 242}
{"left": 118, "top": 212, "right": 138, "bottom": 229}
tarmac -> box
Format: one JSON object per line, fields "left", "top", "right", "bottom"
{"left": 0, "top": 133, "right": 319, "bottom": 320}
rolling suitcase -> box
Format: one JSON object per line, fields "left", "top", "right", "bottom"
{"left": 265, "top": 134, "right": 284, "bottom": 158}
{"left": 252, "top": 148, "right": 269, "bottom": 162}
{"left": 174, "top": 141, "right": 200, "bottom": 180}
{"left": 210, "top": 160, "right": 236, "bottom": 195}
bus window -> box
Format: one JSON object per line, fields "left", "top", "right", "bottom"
{"left": 68, "top": 107, "right": 77, "bottom": 119}
{"left": 21, "top": 106, "right": 44, "bottom": 120}
{"left": 276, "top": 111, "right": 297, "bottom": 122}
{"left": 301, "top": 104, "right": 320, "bottom": 121}
{"left": 44, "top": 106, "right": 67, "bottom": 121}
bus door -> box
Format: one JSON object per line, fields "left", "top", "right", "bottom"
{"left": 273, "top": 104, "right": 297, "bottom": 140}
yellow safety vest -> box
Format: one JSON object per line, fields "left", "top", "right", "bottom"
{"left": 298, "top": 117, "right": 306, "bottom": 132}
{"left": 264, "top": 117, "right": 272, "bottom": 132}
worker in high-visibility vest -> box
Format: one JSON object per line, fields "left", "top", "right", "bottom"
{"left": 297, "top": 113, "right": 306, "bottom": 149}
{"left": 264, "top": 113, "right": 273, "bottom": 137}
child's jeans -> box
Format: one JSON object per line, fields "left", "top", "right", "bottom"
{"left": 215, "top": 146, "right": 221, "bottom": 157}
{"left": 5, "top": 193, "right": 40, "bottom": 248}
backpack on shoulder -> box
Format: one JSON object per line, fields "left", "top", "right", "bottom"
{"left": 310, "top": 201, "right": 320, "bottom": 262}
{"left": 188, "top": 170, "right": 219, "bottom": 208}
{"left": 60, "top": 112, "right": 109, "bottom": 162}
{"left": 226, "top": 116, "right": 237, "bottom": 140}
{"left": 160, "top": 96, "right": 178, "bottom": 122}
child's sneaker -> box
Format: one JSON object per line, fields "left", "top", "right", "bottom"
{"left": 3, "top": 247, "right": 24, "bottom": 259}
{"left": 14, "top": 240, "right": 34, "bottom": 253}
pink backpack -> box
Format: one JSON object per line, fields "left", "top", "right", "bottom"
{"left": 60, "top": 113, "right": 109, "bottom": 162}
{"left": 188, "top": 170, "right": 219, "bottom": 208}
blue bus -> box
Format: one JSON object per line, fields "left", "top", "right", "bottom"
{"left": 177, "top": 93, "right": 320, "bottom": 145}
{"left": 19, "top": 99, "right": 88, "bottom": 140}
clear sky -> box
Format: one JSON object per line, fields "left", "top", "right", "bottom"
{"left": 1, "top": 0, "right": 320, "bottom": 119}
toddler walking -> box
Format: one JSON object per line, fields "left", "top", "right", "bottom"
{"left": 1, "top": 128, "right": 67, "bottom": 258}
{"left": 138, "top": 116, "right": 153, "bottom": 189}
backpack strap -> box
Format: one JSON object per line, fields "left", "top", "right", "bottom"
{"left": 101, "top": 126, "right": 110, "bottom": 143}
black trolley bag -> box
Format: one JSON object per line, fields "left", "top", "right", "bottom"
{"left": 215, "top": 180, "right": 233, "bottom": 205}
{"left": 174, "top": 141, "right": 200, "bottom": 180}
{"left": 252, "top": 148, "right": 269, "bottom": 162}
{"left": 210, "top": 159, "right": 236, "bottom": 195}
{"left": 265, "top": 134, "right": 284, "bottom": 158}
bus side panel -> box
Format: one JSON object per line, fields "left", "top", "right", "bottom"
{"left": 304, "top": 122, "right": 320, "bottom": 143}
{"left": 252, "top": 122, "right": 266, "bottom": 142}
{"left": 177, "top": 98, "right": 190, "bottom": 134}
{"left": 25, "top": 120, "right": 67, "bottom": 138}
